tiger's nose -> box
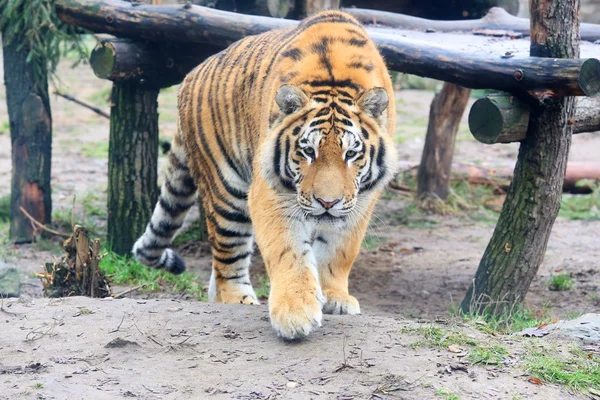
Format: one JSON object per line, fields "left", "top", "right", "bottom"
{"left": 315, "top": 197, "right": 341, "bottom": 209}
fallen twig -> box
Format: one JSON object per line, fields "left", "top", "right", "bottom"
{"left": 53, "top": 90, "right": 110, "bottom": 119}
{"left": 19, "top": 206, "right": 70, "bottom": 238}
{"left": 112, "top": 284, "right": 146, "bottom": 299}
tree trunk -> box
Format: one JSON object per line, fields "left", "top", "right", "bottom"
{"left": 107, "top": 83, "right": 159, "bottom": 255}
{"left": 417, "top": 83, "right": 471, "bottom": 199}
{"left": 461, "top": 0, "right": 580, "bottom": 315}
{"left": 2, "top": 35, "right": 52, "bottom": 243}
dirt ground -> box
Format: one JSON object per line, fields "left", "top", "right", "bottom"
{"left": 0, "top": 297, "right": 590, "bottom": 400}
{"left": 1, "top": 44, "right": 599, "bottom": 398}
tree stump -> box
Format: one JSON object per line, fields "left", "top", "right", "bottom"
{"left": 2, "top": 35, "right": 52, "bottom": 243}
{"left": 417, "top": 82, "right": 471, "bottom": 200}
{"left": 107, "top": 83, "right": 159, "bottom": 255}
{"left": 461, "top": 0, "right": 581, "bottom": 314}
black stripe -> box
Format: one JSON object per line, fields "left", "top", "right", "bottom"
{"left": 361, "top": 127, "right": 370, "bottom": 140}
{"left": 149, "top": 221, "right": 182, "bottom": 238}
{"left": 213, "top": 203, "right": 251, "bottom": 223}
{"left": 307, "top": 79, "right": 361, "bottom": 92}
{"left": 215, "top": 240, "right": 249, "bottom": 249}
{"left": 136, "top": 247, "right": 160, "bottom": 263}
{"left": 316, "top": 236, "right": 328, "bottom": 244}
{"left": 213, "top": 251, "right": 252, "bottom": 265}
{"left": 165, "top": 179, "right": 196, "bottom": 198}
{"left": 207, "top": 214, "right": 252, "bottom": 238}
{"left": 159, "top": 196, "right": 192, "bottom": 218}
{"left": 348, "top": 38, "right": 368, "bottom": 47}
{"left": 144, "top": 240, "right": 169, "bottom": 251}
{"left": 282, "top": 48, "right": 303, "bottom": 61}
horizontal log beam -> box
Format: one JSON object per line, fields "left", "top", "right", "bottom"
{"left": 468, "top": 94, "right": 600, "bottom": 144}
{"left": 55, "top": 0, "right": 600, "bottom": 96}
{"left": 90, "top": 39, "right": 221, "bottom": 88}
{"left": 343, "top": 7, "right": 600, "bottom": 43}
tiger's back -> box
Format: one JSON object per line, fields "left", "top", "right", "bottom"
{"left": 133, "top": 11, "right": 398, "bottom": 340}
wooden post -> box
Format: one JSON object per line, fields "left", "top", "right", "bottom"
{"left": 417, "top": 83, "right": 471, "bottom": 199}
{"left": 2, "top": 31, "right": 52, "bottom": 243}
{"left": 461, "top": 0, "right": 581, "bottom": 315}
{"left": 107, "top": 83, "right": 159, "bottom": 255}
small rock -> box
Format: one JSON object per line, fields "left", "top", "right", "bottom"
{"left": 545, "top": 314, "right": 600, "bottom": 344}
{"left": 286, "top": 381, "right": 298, "bottom": 389}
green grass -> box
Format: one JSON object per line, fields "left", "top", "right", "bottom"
{"left": 86, "top": 87, "right": 112, "bottom": 107}
{"left": 362, "top": 234, "right": 383, "bottom": 250}
{"left": 435, "top": 387, "right": 460, "bottom": 400}
{"left": 0, "top": 195, "right": 9, "bottom": 222}
{"left": 468, "top": 345, "right": 508, "bottom": 366}
{"left": 525, "top": 349, "right": 600, "bottom": 392}
{"left": 548, "top": 273, "right": 575, "bottom": 291}
{"left": 81, "top": 141, "right": 109, "bottom": 159}
{"left": 400, "top": 326, "right": 478, "bottom": 349}
{"left": 0, "top": 120, "right": 9, "bottom": 135}
{"left": 396, "top": 74, "right": 441, "bottom": 91}
{"left": 254, "top": 274, "right": 270, "bottom": 299}
{"left": 100, "top": 251, "right": 206, "bottom": 300}
{"left": 172, "top": 220, "right": 206, "bottom": 245}
{"left": 457, "top": 305, "right": 552, "bottom": 334}
{"left": 559, "top": 182, "right": 600, "bottom": 220}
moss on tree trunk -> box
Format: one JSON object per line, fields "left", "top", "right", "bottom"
{"left": 2, "top": 36, "right": 52, "bottom": 243}
{"left": 107, "top": 83, "right": 159, "bottom": 255}
{"left": 461, "top": 0, "right": 580, "bottom": 314}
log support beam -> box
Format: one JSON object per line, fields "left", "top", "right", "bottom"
{"left": 55, "top": 0, "right": 600, "bottom": 97}
{"left": 469, "top": 94, "right": 600, "bottom": 144}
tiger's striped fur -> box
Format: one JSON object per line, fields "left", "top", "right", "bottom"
{"left": 133, "top": 10, "right": 398, "bottom": 339}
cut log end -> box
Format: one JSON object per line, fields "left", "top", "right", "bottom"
{"left": 580, "top": 58, "right": 600, "bottom": 97}
{"left": 90, "top": 41, "right": 116, "bottom": 80}
{"left": 468, "top": 97, "right": 505, "bottom": 144}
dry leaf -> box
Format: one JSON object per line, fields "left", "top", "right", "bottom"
{"left": 448, "top": 345, "right": 463, "bottom": 353}
{"left": 528, "top": 377, "right": 543, "bottom": 385}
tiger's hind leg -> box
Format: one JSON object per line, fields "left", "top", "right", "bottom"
{"left": 202, "top": 193, "right": 259, "bottom": 305}
{"left": 132, "top": 133, "right": 197, "bottom": 273}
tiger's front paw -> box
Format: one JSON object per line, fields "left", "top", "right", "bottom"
{"left": 269, "top": 289, "right": 323, "bottom": 340}
{"left": 322, "top": 289, "right": 360, "bottom": 315}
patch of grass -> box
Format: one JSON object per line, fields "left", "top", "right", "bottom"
{"left": 362, "top": 234, "right": 383, "bottom": 250}
{"left": 81, "top": 141, "right": 109, "bottom": 159}
{"left": 34, "top": 239, "right": 62, "bottom": 253}
{"left": 86, "top": 86, "right": 112, "bottom": 107}
{"left": 468, "top": 345, "right": 508, "bottom": 366}
{"left": 459, "top": 305, "right": 552, "bottom": 334}
{"left": 548, "top": 273, "right": 575, "bottom": 291}
{"left": 396, "top": 74, "right": 441, "bottom": 91}
{"left": 173, "top": 220, "right": 206, "bottom": 245}
{"left": 254, "top": 274, "right": 270, "bottom": 299}
{"left": 0, "top": 120, "right": 9, "bottom": 135}
{"left": 0, "top": 220, "right": 17, "bottom": 260}
{"left": 82, "top": 192, "right": 106, "bottom": 219}
{"left": 0, "top": 195, "right": 9, "bottom": 222}
{"left": 100, "top": 251, "right": 206, "bottom": 300}
{"left": 400, "top": 326, "right": 478, "bottom": 349}
{"left": 33, "top": 382, "right": 44, "bottom": 390}
{"left": 435, "top": 387, "right": 460, "bottom": 400}
{"left": 525, "top": 350, "right": 600, "bottom": 392}
{"left": 559, "top": 180, "right": 600, "bottom": 220}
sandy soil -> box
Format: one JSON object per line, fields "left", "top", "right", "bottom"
{"left": 0, "top": 297, "right": 587, "bottom": 400}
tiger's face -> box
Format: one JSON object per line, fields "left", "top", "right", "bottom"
{"left": 263, "top": 84, "right": 397, "bottom": 226}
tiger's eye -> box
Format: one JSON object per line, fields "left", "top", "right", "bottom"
{"left": 305, "top": 148, "right": 314, "bottom": 155}
{"left": 346, "top": 150, "right": 357, "bottom": 159}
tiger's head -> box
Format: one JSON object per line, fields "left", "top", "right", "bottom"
{"left": 261, "top": 83, "right": 398, "bottom": 227}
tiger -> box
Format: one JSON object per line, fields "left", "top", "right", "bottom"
{"left": 132, "top": 10, "right": 398, "bottom": 340}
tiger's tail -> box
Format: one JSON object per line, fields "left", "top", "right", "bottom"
{"left": 132, "top": 132, "right": 197, "bottom": 274}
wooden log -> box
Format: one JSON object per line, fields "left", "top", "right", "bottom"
{"left": 343, "top": 0, "right": 519, "bottom": 20}
{"left": 90, "top": 38, "right": 220, "bottom": 88}
{"left": 54, "top": 0, "right": 600, "bottom": 96}
{"left": 460, "top": 0, "right": 581, "bottom": 315}
{"left": 344, "top": 6, "right": 600, "bottom": 43}
{"left": 107, "top": 83, "right": 160, "bottom": 255}
{"left": 469, "top": 94, "right": 600, "bottom": 144}
{"left": 417, "top": 83, "right": 471, "bottom": 199}
{"left": 2, "top": 32, "right": 53, "bottom": 244}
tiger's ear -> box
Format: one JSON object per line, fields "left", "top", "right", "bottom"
{"left": 275, "top": 84, "right": 308, "bottom": 114}
{"left": 357, "top": 87, "right": 388, "bottom": 118}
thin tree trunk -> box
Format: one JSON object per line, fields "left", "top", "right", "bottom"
{"left": 461, "top": 0, "right": 580, "bottom": 314}
{"left": 2, "top": 35, "right": 52, "bottom": 243}
{"left": 107, "top": 83, "right": 159, "bottom": 255}
{"left": 417, "top": 83, "right": 471, "bottom": 199}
